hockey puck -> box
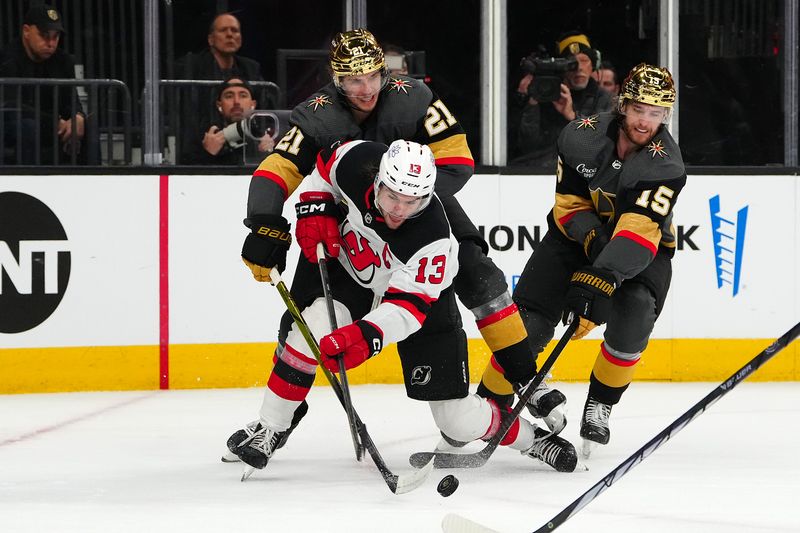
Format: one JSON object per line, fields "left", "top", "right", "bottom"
{"left": 437, "top": 474, "right": 459, "bottom": 497}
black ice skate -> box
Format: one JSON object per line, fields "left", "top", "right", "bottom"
{"left": 516, "top": 379, "right": 567, "bottom": 435}
{"left": 221, "top": 401, "right": 308, "bottom": 463}
{"left": 227, "top": 421, "right": 285, "bottom": 481}
{"left": 579, "top": 396, "right": 612, "bottom": 458}
{"left": 523, "top": 426, "right": 578, "bottom": 472}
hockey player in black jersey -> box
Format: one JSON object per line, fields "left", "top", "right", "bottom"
{"left": 238, "top": 28, "right": 568, "bottom": 449}
{"left": 512, "top": 63, "right": 687, "bottom": 458}
{"left": 227, "top": 139, "right": 578, "bottom": 477}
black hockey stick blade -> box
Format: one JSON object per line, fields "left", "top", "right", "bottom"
{"left": 269, "top": 268, "right": 432, "bottom": 494}
{"left": 527, "top": 320, "right": 800, "bottom": 533}
{"left": 317, "top": 243, "right": 364, "bottom": 462}
{"left": 411, "top": 319, "right": 579, "bottom": 470}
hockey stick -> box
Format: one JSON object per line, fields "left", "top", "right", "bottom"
{"left": 411, "top": 318, "right": 579, "bottom": 469}
{"left": 316, "top": 242, "right": 364, "bottom": 462}
{"left": 441, "top": 321, "right": 800, "bottom": 533}
{"left": 269, "top": 268, "right": 434, "bottom": 494}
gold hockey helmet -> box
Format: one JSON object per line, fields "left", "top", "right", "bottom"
{"left": 619, "top": 63, "right": 676, "bottom": 108}
{"left": 330, "top": 29, "right": 386, "bottom": 79}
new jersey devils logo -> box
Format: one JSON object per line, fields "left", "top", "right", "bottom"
{"left": 340, "top": 220, "right": 382, "bottom": 285}
{"left": 410, "top": 365, "right": 432, "bottom": 386}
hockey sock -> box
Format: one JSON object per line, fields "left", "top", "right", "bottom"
{"left": 588, "top": 342, "right": 641, "bottom": 405}
{"left": 475, "top": 302, "right": 535, "bottom": 401}
{"left": 480, "top": 398, "right": 535, "bottom": 451}
{"left": 260, "top": 342, "right": 317, "bottom": 430}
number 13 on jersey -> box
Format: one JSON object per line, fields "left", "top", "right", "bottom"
{"left": 415, "top": 255, "right": 446, "bottom": 284}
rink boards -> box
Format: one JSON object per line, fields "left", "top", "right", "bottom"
{"left": 0, "top": 173, "right": 797, "bottom": 392}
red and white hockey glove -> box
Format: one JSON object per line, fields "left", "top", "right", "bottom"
{"left": 319, "top": 321, "right": 383, "bottom": 373}
{"left": 295, "top": 191, "right": 340, "bottom": 263}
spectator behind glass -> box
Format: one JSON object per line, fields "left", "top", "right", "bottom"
{"left": 184, "top": 77, "right": 274, "bottom": 165}
{"left": 593, "top": 60, "right": 621, "bottom": 97}
{"left": 175, "top": 13, "right": 272, "bottom": 163}
{"left": 0, "top": 4, "right": 85, "bottom": 164}
{"left": 509, "top": 31, "right": 612, "bottom": 170}
{"left": 176, "top": 13, "right": 264, "bottom": 82}
{"left": 383, "top": 43, "right": 409, "bottom": 76}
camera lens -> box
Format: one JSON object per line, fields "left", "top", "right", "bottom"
{"left": 221, "top": 121, "right": 246, "bottom": 147}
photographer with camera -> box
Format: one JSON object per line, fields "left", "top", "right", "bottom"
{"left": 510, "top": 31, "right": 612, "bottom": 169}
{"left": 186, "top": 77, "right": 274, "bottom": 165}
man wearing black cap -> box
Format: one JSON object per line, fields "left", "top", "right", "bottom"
{"left": 175, "top": 13, "right": 271, "bottom": 164}
{"left": 184, "top": 77, "right": 274, "bottom": 165}
{"left": 510, "top": 31, "right": 612, "bottom": 170}
{"left": 0, "top": 4, "right": 85, "bottom": 164}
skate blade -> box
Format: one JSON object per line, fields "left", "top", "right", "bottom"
{"left": 241, "top": 465, "right": 256, "bottom": 481}
{"left": 580, "top": 438, "right": 597, "bottom": 459}
{"left": 221, "top": 449, "right": 241, "bottom": 463}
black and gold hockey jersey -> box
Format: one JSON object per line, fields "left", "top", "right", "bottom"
{"left": 248, "top": 75, "right": 474, "bottom": 217}
{"left": 549, "top": 112, "right": 687, "bottom": 283}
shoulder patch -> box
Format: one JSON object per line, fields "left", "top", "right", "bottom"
{"left": 306, "top": 94, "right": 333, "bottom": 111}
{"left": 575, "top": 115, "right": 599, "bottom": 130}
{"left": 386, "top": 77, "right": 414, "bottom": 94}
{"left": 647, "top": 139, "right": 669, "bottom": 158}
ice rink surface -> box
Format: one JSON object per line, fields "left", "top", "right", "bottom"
{"left": 1, "top": 381, "right": 799, "bottom": 533}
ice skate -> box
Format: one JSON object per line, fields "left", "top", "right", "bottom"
{"left": 523, "top": 426, "right": 579, "bottom": 472}
{"left": 579, "top": 396, "right": 612, "bottom": 458}
{"left": 220, "top": 449, "right": 240, "bottom": 463}
{"left": 222, "top": 401, "right": 308, "bottom": 465}
{"left": 227, "top": 420, "right": 284, "bottom": 481}
{"left": 517, "top": 379, "right": 567, "bottom": 435}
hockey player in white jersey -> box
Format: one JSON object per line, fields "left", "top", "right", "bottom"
{"left": 226, "top": 139, "right": 578, "bottom": 475}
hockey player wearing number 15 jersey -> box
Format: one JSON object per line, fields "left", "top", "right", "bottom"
{"left": 512, "top": 64, "right": 687, "bottom": 458}
{"left": 227, "top": 139, "right": 578, "bottom": 475}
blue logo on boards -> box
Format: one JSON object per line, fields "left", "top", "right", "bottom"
{"left": 708, "top": 195, "right": 748, "bottom": 297}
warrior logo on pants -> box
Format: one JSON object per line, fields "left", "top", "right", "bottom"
{"left": 411, "top": 365, "right": 432, "bottom": 386}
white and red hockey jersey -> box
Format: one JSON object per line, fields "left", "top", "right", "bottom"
{"left": 306, "top": 140, "right": 460, "bottom": 345}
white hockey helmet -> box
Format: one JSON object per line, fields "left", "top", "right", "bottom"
{"left": 374, "top": 140, "right": 437, "bottom": 219}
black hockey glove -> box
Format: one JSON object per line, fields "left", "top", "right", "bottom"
{"left": 564, "top": 266, "right": 617, "bottom": 340}
{"left": 241, "top": 214, "right": 292, "bottom": 282}
{"left": 583, "top": 225, "right": 611, "bottom": 263}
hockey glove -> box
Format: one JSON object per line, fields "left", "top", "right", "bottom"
{"left": 564, "top": 266, "right": 616, "bottom": 340}
{"left": 241, "top": 214, "right": 292, "bottom": 282}
{"left": 583, "top": 225, "right": 611, "bottom": 263}
{"left": 319, "top": 320, "right": 383, "bottom": 373}
{"left": 295, "top": 191, "right": 340, "bottom": 263}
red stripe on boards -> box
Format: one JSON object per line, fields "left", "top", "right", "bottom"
{"left": 159, "top": 175, "right": 169, "bottom": 390}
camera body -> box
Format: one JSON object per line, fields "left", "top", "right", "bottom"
{"left": 520, "top": 52, "right": 578, "bottom": 102}
{"left": 221, "top": 113, "right": 268, "bottom": 149}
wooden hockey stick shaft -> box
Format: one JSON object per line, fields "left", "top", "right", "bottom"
{"left": 268, "top": 267, "right": 433, "bottom": 494}
{"left": 316, "top": 242, "right": 364, "bottom": 462}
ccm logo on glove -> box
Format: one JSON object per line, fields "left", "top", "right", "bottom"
{"left": 295, "top": 191, "right": 341, "bottom": 262}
